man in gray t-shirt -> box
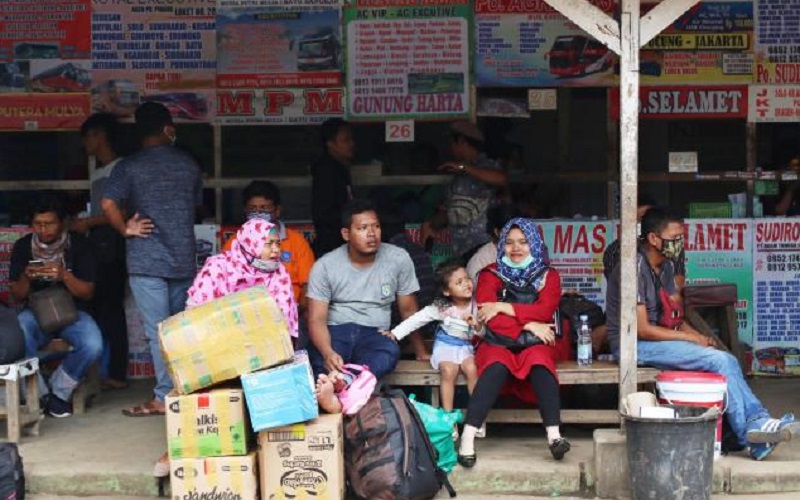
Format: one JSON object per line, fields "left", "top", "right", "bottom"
{"left": 102, "top": 102, "right": 202, "bottom": 416}
{"left": 307, "top": 199, "right": 420, "bottom": 379}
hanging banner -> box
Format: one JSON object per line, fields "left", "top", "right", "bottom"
{"left": 0, "top": 228, "right": 30, "bottom": 305}
{"left": 748, "top": 85, "right": 800, "bottom": 122}
{"left": 752, "top": 219, "right": 800, "bottom": 376}
{"left": 217, "top": 0, "right": 342, "bottom": 89}
{"left": 0, "top": 0, "right": 91, "bottom": 63}
{"left": 474, "top": 0, "right": 617, "bottom": 87}
{"left": 216, "top": 88, "right": 344, "bottom": 125}
{"left": 91, "top": 0, "right": 217, "bottom": 121}
{"left": 683, "top": 219, "right": 754, "bottom": 348}
{"left": 0, "top": 93, "right": 91, "bottom": 130}
{"left": 638, "top": 1, "right": 754, "bottom": 85}
{"left": 541, "top": 221, "right": 612, "bottom": 309}
{"left": 344, "top": 0, "right": 472, "bottom": 120}
{"left": 755, "top": 0, "right": 800, "bottom": 84}
{"left": 609, "top": 85, "right": 748, "bottom": 120}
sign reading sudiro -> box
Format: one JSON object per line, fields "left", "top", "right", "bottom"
{"left": 166, "top": 389, "right": 250, "bottom": 459}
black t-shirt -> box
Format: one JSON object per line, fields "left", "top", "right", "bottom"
{"left": 9, "top": 233, "right": 97, "bottom": 312}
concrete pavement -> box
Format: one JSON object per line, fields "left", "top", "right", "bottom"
{"left": 6, "top": 377, "right": 800, "bottom": 498}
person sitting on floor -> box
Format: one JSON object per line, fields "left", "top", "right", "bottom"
{"left": 154, "top": 218, "right": 299, "bottom": 477}
{"left": 9, "top": 195, "right": 103, "bottom": 418}
{"left": 306, "top": 199, "right": 421, "bottom": 380}
{"left": 458, "top": 218, "right": 571, "bottom": 467}
{"left": 605, "top": 207, "right": 796, "bottom": 460}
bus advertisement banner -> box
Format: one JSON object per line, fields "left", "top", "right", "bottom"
{"left": 637, "top": 1, "right": 755, "bottom": 85}
{"left": 473, "top": 0, "right": 617, "bottom": 87}
{"left": 216, "top": 88, "right": 344, "bottom": 125}
{"left": 0, "top": 93, "right": 91, "bottom": 130}
{"left": 216, "top": 0, "right": 343, "bottom": 90}
{"left": 344, "top": 0, "right": 472, "bottom": 121}
{"left": 752, "top": 219, "right": 800, "bottom": 376}
{"left": 755, "top": 0, "right": 800, "bottom": 85}
{"left": 91, "top": 0, "right": 217, "bottom": 122}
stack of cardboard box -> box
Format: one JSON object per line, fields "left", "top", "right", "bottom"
{"left": 159, "top": 286, "right": 345, "bottom": 500}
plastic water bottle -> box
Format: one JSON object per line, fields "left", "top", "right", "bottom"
{"left": 577, "top": 314, "right": 592, "bottom": 366}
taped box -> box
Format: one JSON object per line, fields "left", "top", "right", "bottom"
{"left": 241, "top": 351, "right": 318, "bottom": 432}
{"left": 170, "top": 452, "right": 258, "bottom": 500}
{"left": 258, "top": 414, "right": 344, "bottom": 500}
{"left": 159, "top": 286, "right": 294, "bottom": 394}
{"left": 166, "top": 388, "right": 250, "bottom": 459}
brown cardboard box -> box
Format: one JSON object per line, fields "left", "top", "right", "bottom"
{"left": 258, "top": 413, "right": 344, "bottom": 500}
{"left": 166, "top": 389, "right": 250, "bottom": 459}
{"left": 170, "top": 452, "right": 259, "bottom": 500}
{"left": 159, "top": 286, "right": 294, "bottom": 394}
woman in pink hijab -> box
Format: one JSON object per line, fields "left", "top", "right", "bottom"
{"left": 154, "top": 219, "right": 298, "bottom": 478}
{"left": 186, "top": 218, "right": 298, "bottom": 337}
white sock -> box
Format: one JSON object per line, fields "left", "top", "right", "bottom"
{"left": 546, "top": 426, "right": 561, "bottom": 444}
{"left": 459, "top": 425, "right": 479, "bottom": 455}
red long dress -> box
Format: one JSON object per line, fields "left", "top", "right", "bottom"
{"left": 475, "top": 264, "right": 570, "bottom": 403}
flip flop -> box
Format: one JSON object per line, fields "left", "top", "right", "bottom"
{"left": 122, "top": 401, "right": 165, "bottom": 417}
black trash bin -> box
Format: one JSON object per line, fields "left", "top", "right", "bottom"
{"left": 625, "top": 405, "right": 718, "bottom": 500}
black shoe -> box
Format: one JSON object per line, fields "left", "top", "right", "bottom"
{"left": 549, "top": 438, "right": 571, "bottom": 461}
{"left": 45, "top": 394, "right": 73, "bottom": 418}
{"left": 457, "top": 453, "right": 476, "bottom": 468}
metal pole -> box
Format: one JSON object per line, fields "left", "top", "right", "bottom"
{"left": 618, "top": 0, "right": 641, "bottom": 405}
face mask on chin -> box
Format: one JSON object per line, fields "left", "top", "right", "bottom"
{"left": 501, "top": 254, "right": 533, "bottom": 269}
{"left": 659, "top": 237, "right": 684, "bottom": 261}
{"left": 252, "top": 258, "right": 280, "bottom": 273}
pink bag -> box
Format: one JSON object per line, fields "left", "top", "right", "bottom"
{"left": 336, "top": 364, "right": 377, "bottom": 416}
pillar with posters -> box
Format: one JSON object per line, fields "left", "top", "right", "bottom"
{"left": 344, "top": 0, "right": 472, "bottom": 120}
{"left": 753, "top": 219, "right": 800, "bottom": 376}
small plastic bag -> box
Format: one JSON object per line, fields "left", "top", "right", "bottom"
{"left": 409, "top": 394, "right": 464, "bottom": 473}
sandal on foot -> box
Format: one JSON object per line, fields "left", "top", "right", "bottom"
{"left": 549, "top": 438, "right": 571, "bottom": 461}
{"left": 457, "top": 453, "right": 477, "bottom": 468}
{"left": 122, "top": 400, "right": 165, "bottom": 417}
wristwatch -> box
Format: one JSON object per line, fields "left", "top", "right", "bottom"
{"left": 458, "top": 163, "right": 467, "bottom": 173}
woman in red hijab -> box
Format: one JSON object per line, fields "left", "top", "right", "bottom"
{"left": 458, "top": 217, "right": 569, "bottom": 467}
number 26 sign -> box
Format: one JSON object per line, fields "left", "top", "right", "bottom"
{"left": 385, "top": 120, "right": 415, "bottom": 143}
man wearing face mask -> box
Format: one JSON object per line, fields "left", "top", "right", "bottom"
{"left": 102, "top": 102, "right": 203, "bottom": 417}
{"left": 221, "top": 181, "right": 315, "bottom": 314}
{"left": 605, "top": 207, "right": 797, "bottom": 461}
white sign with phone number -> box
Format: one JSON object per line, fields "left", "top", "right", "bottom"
{"left": 385, "top": 120, "right": 414, "bottom": 143}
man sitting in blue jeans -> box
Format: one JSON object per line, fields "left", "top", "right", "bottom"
{"left": 606, "top": 207, "right": 796, "bottom": 460}
{"left": 307, "top": 199, "right": 423, "bottom": 379}
{"left": 9, "top": 195, "right": 103, "bottom": 418}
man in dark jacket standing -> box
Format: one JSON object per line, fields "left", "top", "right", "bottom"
{"left": 311, "top": 118, "right": 354, "bottom": 257}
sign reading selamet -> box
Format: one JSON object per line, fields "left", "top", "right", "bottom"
{"left": 610, "top": 85, "right": 748, "bottom": 120}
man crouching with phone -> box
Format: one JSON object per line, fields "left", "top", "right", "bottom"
{"left": 9, "top": 194, "right": 102, "bottom": 418}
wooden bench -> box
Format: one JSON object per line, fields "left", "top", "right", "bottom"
{"left": 386, "top": 359, "right": 660, "bottom": 424}
{"left": 0, "top": 358, "right": 41, "bottom": 442}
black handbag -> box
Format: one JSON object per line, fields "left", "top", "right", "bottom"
{"left": 28, "top": 285, "right": 78, "bottom": 334}
{"left": 482, "top": 268, "right": 562, "bottom": 351}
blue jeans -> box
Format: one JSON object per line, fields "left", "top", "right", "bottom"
{"left": 129, "top": 275, "right": 192, "bottom": 402}
{"left": 635, "top": 340, "right": 769, "bottom": 446}
{"left": 308, "top": 323, "right": 400, "bottom": 379}
{"left": 18, "top": 309, "right": 103, "bottom": 402}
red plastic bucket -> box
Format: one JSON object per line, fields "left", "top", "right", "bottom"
{"left": 656, "top": 371, "right": 727, "bottom": 459}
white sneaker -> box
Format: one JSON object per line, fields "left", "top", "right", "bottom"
{"left": 476, "top": 424, "right": 486, "bottom": 439}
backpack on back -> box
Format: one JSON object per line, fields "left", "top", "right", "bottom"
{"left": 344, "top": 385, "right": 456, "bottom": 500}
{"left": 0, "top": 443, "right": 25, "bottom": 500}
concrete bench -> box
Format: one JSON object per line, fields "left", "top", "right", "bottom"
{"left": 385, "top": 359, "right": 660, "bottom": 424}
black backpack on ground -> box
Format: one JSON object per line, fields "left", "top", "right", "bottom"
{"left": 0, "top": 302, "right": 24, "bottom": 365}
{"left": 344, "top": 384, "right": 456, "bottom": 500}
{"left": 0, "top": 443, "right": 25, "bottom": 500}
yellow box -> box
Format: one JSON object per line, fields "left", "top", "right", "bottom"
{"left": 166, "top": 389, "right": 250, "bottom": 459}
{"left": 258, "top": 413, "right": 345, "bottom": 500}
{"left": 170, "top": 452, "right": 259, "bottom": 500}
{"left": 159, "top": 286, "right": 294, "bottom": 394}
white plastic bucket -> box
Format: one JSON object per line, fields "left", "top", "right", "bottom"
{"left": 656, "top": 371, "right": 727, "bottom": 459}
